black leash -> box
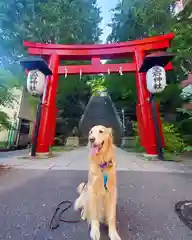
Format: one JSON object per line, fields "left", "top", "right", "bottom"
{"left": 49, "top": 182, "right": 88, "bottom": 230}
{"left": 49, "top": 200, "right": 81, "bottom": 230}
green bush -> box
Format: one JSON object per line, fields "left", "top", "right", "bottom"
{"left": 182, "top": 135, "right": 192, "bottom": 145}
{"left": 132, "top": 120, "right": 186, "bottom": 153}
{"left": 163, "top": 121, "right": 186, "bottom": 153}
{"left": 0, "top": 141, "right": 7, "bottom": 148}
{"left": 177, "top": 118, "right": 192, "bottom": 136}
{"left": 132, "top": 122, "right": 145, "bottom": 152}
{"left": 184, "top": 146, "right": 192, "bottom": 152}
{"left": 134, "top": 135, "right": 145, "bottom": 152}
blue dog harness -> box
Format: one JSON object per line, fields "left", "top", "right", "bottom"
{"left": 99, "top": 160, "right": 113, "bottom": 191}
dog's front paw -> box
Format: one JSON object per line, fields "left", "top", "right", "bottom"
{"left": 109, "top": 230, "right": 121, "bottom": 240}
{"left": 90, "top": 222, "right": 100, "bottom": 240}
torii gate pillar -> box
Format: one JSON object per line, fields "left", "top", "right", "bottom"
{"left": 36, "top": 54, "right": 59, "bottom": 154}
{"left": 23, "top": 33, "right": 174, "bottom": 156}
{"left": 135, "top": 50, "right": 160, "bottom": 155}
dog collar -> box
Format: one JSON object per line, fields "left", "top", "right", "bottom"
{"left": 99, "top": 160, "right": 113, "bottom": 169}
{"left": 99, "top": 160, "right": 113, "bottom": 191}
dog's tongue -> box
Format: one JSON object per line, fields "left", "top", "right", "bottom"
{"left": 91, "top": 146, "right": 99, "bottom": 156}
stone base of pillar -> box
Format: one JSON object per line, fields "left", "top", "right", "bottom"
{"left": 143, "top": 153, "right": 158, "bottom": 160}
{"left": 28, "top": 151, "right": 52, "bottom": 158}
{"left": 36, "top": 152, "right": 51, "bottom": 157}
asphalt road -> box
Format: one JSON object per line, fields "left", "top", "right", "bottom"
{"left": 0, "top": 169, "right": 192, "bottom": 240}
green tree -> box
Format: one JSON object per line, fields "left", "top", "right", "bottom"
{"left": 0, "top": 0, "right": 102, "bottom": 71}
{"left": 0, "top": 69, "right": 18, "bottom": 131}
{"left": 106, "top": 0, "right": 192, "bottom": 119}
{"left": 57, "top": 75, "right": 91, "bottom": 133}
{"left": 87, "top": 76, "right": 106, "bottom": 95}
{"left": 108, "top": 0, "right": 174, "bottom": 42}
{"left": 171, "top": 1, "right": 192, "bottom": 80}
{"left": 108, "top": 0, "right": 192, "bottom": 79}
{"left": 0, "top": 0, "right": 102, "bottom": 132}
{"left": 105, "top": 73, "right": 137, "bottom": 118}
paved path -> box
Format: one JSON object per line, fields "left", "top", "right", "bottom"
{"left": 1, "top": 147, "right": 192, "bottom": 173}
{"left": 0, "top": 149, "right": 28, "bottom": 161}
{"left": 0, "top": 147, "right": 192, "bottom": 239}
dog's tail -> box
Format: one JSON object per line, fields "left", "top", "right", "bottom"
{"left": 77, "top": 182, "right": 87, "bottom": 194}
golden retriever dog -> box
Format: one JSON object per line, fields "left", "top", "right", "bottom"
{"left": 74, "top": 125, "right": 121, "bottom": 240}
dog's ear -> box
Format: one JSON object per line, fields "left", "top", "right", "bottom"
{"left": 107, "top": 127, "right": 112, "bottom": 135}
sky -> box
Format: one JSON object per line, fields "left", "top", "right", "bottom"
{"left": 97, "top": 0, "right": 119, "bottom": 43}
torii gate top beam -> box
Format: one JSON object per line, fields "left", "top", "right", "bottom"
{"left": 24, "top": 33, "right": 174, "bottom": 75}
{"left": 24, "top": 33, "right": 174, "bottom": 60}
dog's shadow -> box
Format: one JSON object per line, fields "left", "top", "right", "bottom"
{"left": 99, "top": 206, "right": 132, "bottom": 240}
{"left": 100, "top": 223, "right": 110, "bottom": 239}
{"left": 98, "top": 211, "right": 128, "bottom": 240}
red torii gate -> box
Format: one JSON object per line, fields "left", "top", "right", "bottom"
{"left": 24, "top": 33, "right": 174, "bottom": 156}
